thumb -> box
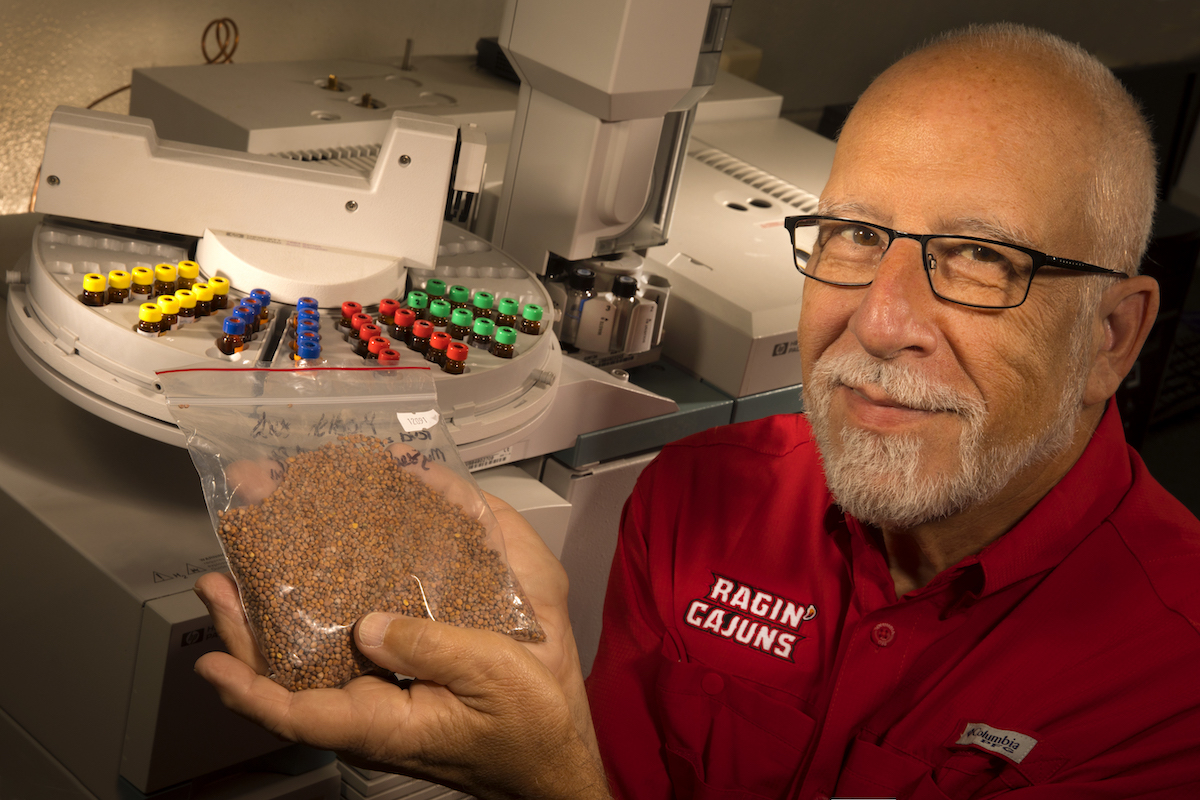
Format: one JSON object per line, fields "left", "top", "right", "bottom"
{"left": 355, "top": 613, "right": 532, "bottom": 696}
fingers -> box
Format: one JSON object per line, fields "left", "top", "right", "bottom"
{"left": 194, "top": 571, "right": 270, "bottom": 674}
{"left": 356, "top": 613, "right": 545, "bottom": 700}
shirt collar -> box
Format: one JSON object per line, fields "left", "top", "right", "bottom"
{"left": 821, "top": 400, "right": 1133, "bottom": 603}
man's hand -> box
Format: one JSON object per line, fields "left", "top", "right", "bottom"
{"left": 194, "top": 490, "right": 610, "bottom": 800}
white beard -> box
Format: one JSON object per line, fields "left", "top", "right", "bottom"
{"left": 802, "top": 349, "right": 1086, "bottom": 530}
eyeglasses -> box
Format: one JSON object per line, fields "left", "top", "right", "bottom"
{"left": 784, "top": 215, "right": 1125, "bottom": 309}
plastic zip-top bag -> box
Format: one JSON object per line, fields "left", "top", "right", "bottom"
{"left": 159, "top": 364, "right": 543, "bottom": 691}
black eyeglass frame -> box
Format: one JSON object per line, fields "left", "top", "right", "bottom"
{"left": 783, "top": 215, "right": 1126, "bottom": 310}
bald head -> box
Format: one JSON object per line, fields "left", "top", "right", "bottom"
{"left": 840, "top": 24, "right": 1156, "bottom": 276}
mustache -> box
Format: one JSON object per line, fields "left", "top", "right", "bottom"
{"left": 806, "top": 351, "right": 985, "bottom": 419}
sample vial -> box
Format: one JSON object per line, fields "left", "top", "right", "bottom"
{"left": 176, "top": 260, "right": 200, "bottom": 291}
{"left": 297, "top": 296, "right": 319, "bottom": 313}
{"left": 209, "top": 276, "right": 231, "bottom": 309}
{"left": 217, "top": 316, "right": 247, "bottom": 355}
{"left": 295, "top": 330, "right": 321, "bottom": 359}
{"left": 340, "top": 301, "right": 364, "bottom": 332}
{"left": 390, "top": 307, "right": 416, "bottom": 344}
{"left": 428, "top": 299, "right": 451, "bottom": 328}
{"left": 443, "top": 342, "right": 469, "bottom": 374}
{"left": 424, "top": 279, "right": 447, "bottom": 303}
{"left": 471, "top": 290, "right": 495, "bottom": 321}
{"left": 425, "top": 332, "right": 451, "bottom": 366}
{"left": 232, "top": 306, "right": 256, "bottom": 338}
{"left": 136, "top": 303, "right": 163, "bottom": 336}
{"left": 610, "top": 274, "right": 638, "bottom": 353}
{"left": 559, "top": 267, "right": 596, "bottom": 346}
{"left": 367, "top": 336, "right": 391, "bottom": 360}
{"left": 355, "top": 324, "right": 382, "bottom": 357}
{"left": 496, "top": 297, "right": 520, "bottom": 329}
{"left": 194, "top": 283, "right": 215, "bottom": 317}
{"left": 469, "top": 317, "right": 495, "bottom": 350}
{"left": 519, "top": 303, "right": 544, "bottom": 336}
{"left": 297, "top": 308, "right": 321, "bottom": 327}
{"left": 377, "top": 347, "right": 401, "bottom": 366}
{"left": 156, "top": 295, "right": 181, "bottom": 331}
{"left": 491, "top": 326, "right": 517, "bottom": 359}
{"left": 409, "top": 320, "right": 434, "bottom": 354}
{"left": 406, "top": 290, "right": 430, "bottom": 320}
{"left": 131, "top": 266, "right": 154, "bottom": 299}
{"left": 106, "top": 270, "right": 131, "bottom": 304}
{"left": 250, "top": 289, "right": 271, "bottom": 323}
{"left": 292, "top": 319, "right": 321, "bottom": 352}
{"left": 152, "top": 263, "right": 177, "bottom": 298}
{"left": 175, "top": 289, "right": 198, "bottom": 323}
{"left": 80, "top": 273, "right": 107, "bottom": 306}
{"left": 379, "top": 298, "right": 400, "bottom": 327}
{"left": 447, "top": 284, "right": 471, "bottom": 310}
{"left": 350, "top": 312, "right": 373, "bottom": 342}
{"left": 447, "top": 308, "right": 474, "bottom": 340}
{"left": 237, "top": 300, "right": 261, "bottom": 334}
{"left": 297, "top": 337, "right": 322, "bottom": 363}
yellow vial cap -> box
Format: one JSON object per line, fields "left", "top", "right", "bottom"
{"left": 82, "top": 273, "right": 106, "bottom": 292}
{"left": 155, "top": 263, "right": 177, "bottom": 282}
{"left": 107, "top": 269, "right": 131, "bottom": 289}
{"left": 178, "top": 260, "right": 200, "bottom": 280}
{"left": 157, "top": 295, "right": 181, "bottom": 314}
{"left": 138, "top": 303, "right": 163, "bottom": 322}
{"left": 174, "top": 289, "right": 197, "bottom": 308}
{"left": 194, "top": 283, "right": 214, "bottom": 301}
{"left": 208, "top": 275, "right": 230, "bottom": 296}
{"left": 132, "top": 266, "right": 154, "bottom": 285}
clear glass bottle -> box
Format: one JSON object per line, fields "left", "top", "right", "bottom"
{"left": 559, "top": 267, "right": 595, "bottom": 346}
{"left": 609, "top": 274, "right": 638, "bottom": 353}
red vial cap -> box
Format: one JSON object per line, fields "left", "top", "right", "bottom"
{"left": 359, "top": 323, "right": 382, "bottom": 341}
{"left": 342, "top": 301, "right": 363, "bottom": 318}
{"left": 368, "top": 336, "right": 391, "bottom": 355}
{"left": 446, "top": 342, "right": 469, "bottom": 361}
{"left": 395, "top": 307, "right": 417, "bottom": 326}
{"left": 429, "top": 331, "right": 452, "bottom": 351}
{"left": 412, "top": 320, "right": 434, "bottom": 338}
{"left": 351, "top": 312, "right": 373, "bottom": 331}
{"left": 378, "top": 348, "right": 400, "bottom": 364}
{"left": 379, "top": 298, "right": 400, "bottom": 316}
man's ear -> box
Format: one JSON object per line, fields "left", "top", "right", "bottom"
{"left": 1083, "top": 274, "right": 1160, "bottom": 405}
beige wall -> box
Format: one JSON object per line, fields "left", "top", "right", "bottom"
{"left": 3, "top": 0, "right": 1199, "bottom": 217}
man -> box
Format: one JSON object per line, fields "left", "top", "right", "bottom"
{"left": 195, "top": 22, "right": 1200, "bottom": 799}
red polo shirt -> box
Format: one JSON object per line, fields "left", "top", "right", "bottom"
{"left": 586, "top": 403, "right": 1200, "bottom": 798}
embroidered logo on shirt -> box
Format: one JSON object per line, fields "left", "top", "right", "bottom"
{"left": 683, "top": 572, "right": 818, "bottom": 662}
{"left": 956, "top": 723, "right": 1038, "bottom": 763}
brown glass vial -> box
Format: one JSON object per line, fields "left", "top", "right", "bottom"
{"left": 208, "top": 276, "right": 231, "bottom": 309}
{"left": 156, "top": 295, "right": 180, "bottom": 331}
{"left": 136, "top": 303, "right": 163, "bottom": 336}
{"left": 131, "top": 266, "right": 154, "bottom": 299}
{"left": 106, "top": 270, "right": 131, "bottom": 304}
{"left": 176, "top": 260, "right": 200, "bottom": 291}
{"left": 390, "top": 308, "right": 416, "bottom": 344}
{"left": 491, "top": 326, "right": 517, "bottom": 359}
{"left": 193, "top": 283, "right": 214, "bottom": 317}
{"left": 496, "top": 297, "right": 520, "bottom": 329}
{"left": 519, "top": 303, "right": 545, "bottom": 336}
{"left": 80, "top": 273, "right": 107, "bottom": 306}
{"left": 425, "top": 332, "right": 451, "bottom": 367}
{"left": 409, "top": 320, "right": 434, "bottom": 354}
{"left": 152, "top": 263, "right": 177, "bottom": 299}
{"left": 447, "top": 308, "right": 474, "bottom": 340}
{"left": 443, "top": 342, "right": 469, "bottom": 374}
{"left": 217, "top": 316, "right": 247, "bottom": 355}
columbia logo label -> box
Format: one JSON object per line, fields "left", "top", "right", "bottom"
{"left": 956, "top": 723, "right": 1038, "bottom": 763}
{"left": 772, "top": 343, "right": 788, "bottom": 356}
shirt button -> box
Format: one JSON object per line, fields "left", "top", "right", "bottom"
{"left": 871, "top": 621, "right": 896, "bottom": 647}
{"left": 701, "top": 672, "right": 724, "bottom": 695}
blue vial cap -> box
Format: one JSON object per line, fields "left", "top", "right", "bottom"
{"left": 297, "top": 296, "right": 318, "bottom": 310}
{"left": 250, "top": 288, "right": 271, "bottom": 306}
{"left": 296, "top": 319, "right": 321, "bottom": 339}
{"left": 297, "top": 338, "right": 321, "bottom": 359}
{"left": 297, "top": 308, "right": 320, "bottom": 325}
{"left": 222, "top": 316, "right": 246, "bottom": 336}
{"left": 240, "top": 297, "right": 261, "bottom": 315}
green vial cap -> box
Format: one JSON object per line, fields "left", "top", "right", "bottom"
{"left": 429, "top": 299, "right": 451, "bottom": 318}
{"left": 521, "top": 303, "right": 544, "bottom": 322}
{"left": 407, "top": 290, "right": 429, "bottom": 310}
{"left": 424, "top": 278, "right": 447, "bottom": 299}
{"left": 494, "top": 325, "right": 517, "bottom": 345}
{"left": 448, "top": 284, "right": 471, "bottom": 304}
{"left": 498, "top": 297, "right": 520, "bottom": 316}
{"left": 450, "top": 308, "right": 474, "bottom": 327}
{"left": 472, "top": 317, "right": 495, "bottom": 336}
{"left": 472, "top": 291, "right": 494, "bottom": 311}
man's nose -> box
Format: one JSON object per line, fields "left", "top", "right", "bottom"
{"left": 846, "top": 239, "right": 940, "bottom": 360}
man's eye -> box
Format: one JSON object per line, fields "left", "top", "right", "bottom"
{"left": 961, "top": 244, "right": 1005, "bottom": 262}
{"left": 839, "top": 226, "right": 880, "bottom": 247}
